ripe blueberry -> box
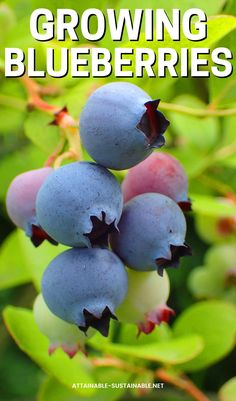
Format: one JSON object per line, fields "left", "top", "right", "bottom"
{"left": 110, "top": 193, "right": 191, "bottom": 276}
{"left": 36, "top": 162, "right": 123, "bottom": 247}
{"left": 122, "top": 152, "right": 191, "bottom": 211}
{"left": 42, "top": 248, "right": 128, "bottom": 337}
{"left": 117, "top": 269, "right": 174, "bottom": 334}
{"left": 80, "top": 82, "right": 170, "bottom": 170}
{"left": 33, "top": 294, "right": 94, "bottom": 357}
{"left": 6, "top": 168, "right": 56, "bottom": 247}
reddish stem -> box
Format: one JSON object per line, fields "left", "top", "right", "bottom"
{"left": 20, "top": 75, "right": 82, "bottom": 166}
{"left": 156, "top": 369, "right": 211, "bottom": 401}
{"left": 91, "top": 356, "right": 210, "bottom": 401}
{"left": 20, "top": 75, "right": 61, "bottom": 115}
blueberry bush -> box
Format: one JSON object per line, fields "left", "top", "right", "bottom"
{"left": 0, "top": 1, "right": 236, "bottom": 401}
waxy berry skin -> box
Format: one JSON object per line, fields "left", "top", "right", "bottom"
{"left": 80, "top": 82, "right": 170, "bottom": 170}
{"left": 42, "top": 248, "right": 128, "bottom": 337}
{"left": 6, "top": 167, "right": 55, "bottom": 247}
{"left": 33, "top": 294, "right": 94, "bottom": 358}
{"left": 36, "top": 162, "right": 123, "bottom": 247}
{"left": 122, "top": 152, "right": 191, "bottom": 211}
{"left": 110, "top": 193, "right": 191, "bottom": 276}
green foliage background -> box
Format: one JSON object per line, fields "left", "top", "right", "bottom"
{"left": 0, "top": 1, "right": 236, "bottom": 400}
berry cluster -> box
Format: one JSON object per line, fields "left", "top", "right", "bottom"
{"left": 6, "top": 82, "right": 191, "bottom": 357}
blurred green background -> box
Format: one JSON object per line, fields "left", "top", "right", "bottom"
{"left": 0, "top": 1, "right": 236, "bottom": 400}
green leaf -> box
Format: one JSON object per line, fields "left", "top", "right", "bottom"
{"left": 38, "top": 368, "right": 131, "bottom": 401}
{"left": 38, "top": 379, "right": 79, "bottom": 401}
{"left": 219, "top": 377, "right": 236, "bottom": 401}
{"left": 0, "top": 3, "right": 16, "bottom": 46}
{"left": 209, "top": 32, "right": 236, "bottom": 107}
{"left": 0, "top": 229, "right": 67, "bottom": 291}
{"left": 167, "top": 95, "right": 219, "bottom": 150}
{"left": 0, "top": 145, "right": 46, "bottom": 200}
{"left": 24, "top": 110, "right": 61, "bottom": 153}
{"left": 112, "top": 0, "right": 228, "bottom": 47}
{"left": 89, "top": 334, "right": 203, "bottom": 365}
{"left": 191, "top": 194, "right": 236, "bottom": 217}
{"left": 17, "top": 230, "right": 67, "bottom": 291}
{"left": 3, "top": 307, "right": 95, "bottom": 396}
{"left": 123, "top": 15, "right": 236, "bottom": 53}
{"left": 118, "top": 322, "right": 172, "bottom": 346}
{"left": 169, "top": 147, "right": 211, "bottom": 179}
{"left": 60, "top": 80, "right": 101, "bottom": 119}
{"left": 173, "top": 301, "right": 236, "bottom": 371}
{"left": 224, "top": 0, "right": 236, "bottom": 15}
{"left": 0, "top": 80, "right": 26, "bottom": 135}
{"left": 0, "top": 230, "right": 31, "bottom": 290}
{"left": 203, "top": 15, "right": 236, "bottom": 48}
{"left": 116, "top": 15, "right": 236, "bottom": 84}
{"left": 216, "top": 113, "right": 236, "bottom": 168}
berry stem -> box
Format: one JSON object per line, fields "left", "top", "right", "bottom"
{"left": 20, "top": 75, "right": 83, "bottom": 167}
{"left": 197, "top": 174, "right": 235, "bottom": 197}
{"left": 91, "top": 356, "right": 210, "bottom": 401}
{"left": 44, "top": 137, "right": 66, "bottom": 167}
{"left": 20, "top": 75, "right": 60, "bottom": 115}
{"left": 91, "top": 356, "right": 149, "bottom": 375}
{"left": 2, "top": 79, "right": 236, "bottom": 118}
{"left": 207, "top": 80, "right": 236, "bottom": 111}
{"left": 0, "top": 94, "right": 26, "bottom": 110}
{"left": 53, "top": 149, "right": 79, "bottom": 169}
{"left": 160, "top": 101, "right": 236, "bottom": 117}
{"left": 155, "top": 369, "right": 211, "bottom": 401}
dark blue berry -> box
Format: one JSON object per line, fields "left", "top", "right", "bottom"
{"left": 36, "top": 162, "right": 123, "bottom": 247}
{"left": 110, "top": 193, "right": 191, "bottom": 276}
{"left": 80, "top": 82, "right": 169, "bottom": 170}
{"left": 42, "top": 248, "right": 128, "bottom": 337}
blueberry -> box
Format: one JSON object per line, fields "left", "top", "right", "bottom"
{"left": 117, "top": 269, "right": 174, "bottom": 334}
{"left": 42, "top": 248, "right": 128, "bottom": 337}
{"left": 6, "top": 167, "right": 56, "bottom": 247}
{"left": 122, "top": 152, "right": 191, "bottom": 211}
{"left": 36, "top": 162, "right": 123, "bottom": 247}
{"left": 110, "top": 193, "right": 191, "bottom": 276}
{"left": 33, "top": 294, "right": 94, "bottom": 357}
{"left": 80, "top": 82, "right": 170, "bottom": 170}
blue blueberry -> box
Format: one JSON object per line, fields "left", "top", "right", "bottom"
{"left": 42, "top": 248, "right": 128, "bottom": 336}
{"left": 36, "top": 162, "right": 123, "bottom": 247}
{"left": 80, "top": 82, "right": 170, "bottom": 170}
{"left": 110, "top": 193, "right": 191, "bottom": 276}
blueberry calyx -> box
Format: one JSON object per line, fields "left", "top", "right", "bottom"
{"left": 31, "top": 224, "right": 58, "bottom": 247}
{"left": 79, "top": 306, "right": 118, "bottom": 337}
{"left": 48, "top": 343, "right": 81, "bottom": 359}
{"left": 156, "top": 243, "right": 192, "bottom": 276}
{"left": 137, "top": 305, "right": 175, "bottom": 335}
{"left": 49, "top": 106, "right": 68, "bottom": 126}
{"left": 178, "top": 200, "right": 192, "bottom": 212}
{"left": 84, "top": 212, "right": 118, "bottom": 247}
{"left": 137, "top": 99, "right": 170, "bottom": 147}
{"left": 137, "top": 320, "right": 155, "bottom": 336}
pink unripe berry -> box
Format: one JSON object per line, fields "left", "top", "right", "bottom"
{"left": 122, "top": 152, "right": 191, "bottom": 211}
{"left": 6, "top": 168, "right": 55, "bottom": 246}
